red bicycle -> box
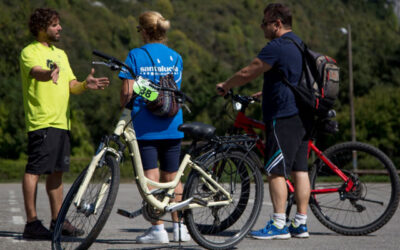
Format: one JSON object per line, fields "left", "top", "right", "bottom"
{"left": 222, "top": 90, "right": 400, "bottom": 235}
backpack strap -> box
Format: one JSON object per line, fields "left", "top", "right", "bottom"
{"left": 141, "top": 47, "right": 158, "bottom": 82}
{"left": 279, "top": 36, "right": 311, "bottom": 87}
{"left": 141, "top": 47, "right": 179, "bottom": 82}
{"left": 282, "top": 36, "right": 306, "bottom": 54}
{"left": 278, "top": 69, "right": 296, "bottom": 90}
{"left": 282, "top": 37, "right": 318, "bottom": 86}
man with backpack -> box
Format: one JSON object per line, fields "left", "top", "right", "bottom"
{"left": 216, "top": 3, "right": 311, "bottom": 239}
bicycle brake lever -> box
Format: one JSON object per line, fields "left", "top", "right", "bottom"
{"left": 92, "top": 61, "right": 109, "bottom": 66}
{"left": 92, "top": 61, "right": 122, "bottom": 71}
{"left": 110, "top": 64, "right": 120, "bottom": 71}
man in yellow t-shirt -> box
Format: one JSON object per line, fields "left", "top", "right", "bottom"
{"left": 19, "top": 8, "right": 110, "bottom": 240}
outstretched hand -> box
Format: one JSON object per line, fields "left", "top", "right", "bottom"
{"left": 85, "top": 68, "right": 110, "bottom": 90}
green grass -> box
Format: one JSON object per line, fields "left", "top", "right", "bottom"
{"left": 0, "top": 158, "right": 27, "bottom": 182}
{"left": 0, "top": 157, "right": 191, "bottom": 183}
{"left": 313, "top": 175, "right": 392, "bottom": 183}
{"left": 0, "top": 157, "right": 136, "bottom": 183}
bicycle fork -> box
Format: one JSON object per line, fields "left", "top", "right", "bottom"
{"left": 73, "top": 147, "right": 120, "bottom": 215}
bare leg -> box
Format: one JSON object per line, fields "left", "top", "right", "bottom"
{"left": 46, "top": 171, "right": 63, "bottom": 221}
{"left": 268, "top": 174, "right": 288, "bottom": 214}
{"left": 292, "top": 171, "right": 310, "bottom": 214}
{"left": 23, "top": 173, "right": 40, "bottom": 222}
{"left": 144, "top": 168, "right": 163, "bottom": 225}
{"left": 160, "top": 170, "right": 183, "bottom": 222}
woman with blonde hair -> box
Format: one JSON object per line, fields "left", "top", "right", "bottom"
{"left": 118, "top": 11, "right": 190, "bottom": 244}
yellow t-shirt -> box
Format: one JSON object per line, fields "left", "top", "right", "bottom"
{"left": 20, "top": 41, "right": 76, "bottom": 132}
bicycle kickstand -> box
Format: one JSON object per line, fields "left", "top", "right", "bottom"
{"left": 117, "top": 207, "right": 143, "bottom": 219}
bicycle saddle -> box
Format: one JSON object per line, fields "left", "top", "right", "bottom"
{"left": 178, "top": 122, "right": 216, "bottom": 140}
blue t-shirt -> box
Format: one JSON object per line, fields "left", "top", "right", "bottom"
{"left": 257, "top": 32, "right": 303, "bottom": 121}
{"left": 118, "top": 43, "right": 184, "bottom": 140}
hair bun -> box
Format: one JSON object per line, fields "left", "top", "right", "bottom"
{"left": 157, "top": 18, "right": 170, "bottom": 32}
{"left": 139, "top": 11, "right": 170, "bottom": 42}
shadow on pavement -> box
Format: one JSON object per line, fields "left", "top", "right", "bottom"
{"left": 96, "top": 238, "right": 200, "bottom": 250}
{"left": 0, "top": 231, "right": 51, "bottom": 241}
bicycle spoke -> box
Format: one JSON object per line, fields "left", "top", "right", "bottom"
{"left": 184, "top": 150, "right": 263, "bottom": 249}
{"left": 52, "top": 155, "right": 120, "bottom": 250}
{"left": 359, "top": 197, "right": 384, "bottom": 205}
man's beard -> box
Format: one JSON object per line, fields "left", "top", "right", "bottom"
{"left": 48, "top": 33, "right": 60, "bottom": 43}
{"left": 49, "top": 36, "right": 59, "bottom": 42}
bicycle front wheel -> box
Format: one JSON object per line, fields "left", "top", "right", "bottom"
{"left": 183, "top": 150, "right": 264, "bottom": 250}
{"left": 52, "top": 154, "right": 120, "bottom": 250}
{"left": 310, "top": 141, "right": 400, "bottom": 235}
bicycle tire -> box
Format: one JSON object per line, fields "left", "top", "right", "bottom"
{"left": 52, "top": 154, "right": 120, "bottom": 250}
{"left": 183, "top": 150, "right": 264, "bottom": 249}
{"left": 309, "top": 141, "right": 400, "bottom": 235}
{"left": 200, "top": 150, "right": 262, "bottom": 234}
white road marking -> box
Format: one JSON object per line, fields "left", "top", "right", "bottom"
{"left": 263, "top": 201, "right": 273, "bottom": 206}
{"left": 9, "top": 199, "right": 18, "bottom": 205}
{"left": 12, "top": 216, "right": 25, "bottom": 225}
{"left": 10, "top": 207, "right": 21, "bottom": 213}
{"left": 9, "top": 190, "right": 16, "bottom": 199}
{"left": 248, "top": 199, "right": 273, "bottom": 206}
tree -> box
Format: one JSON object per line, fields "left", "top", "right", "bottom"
{"left": 335, "top": 86, "right": 400, "bottom": 167}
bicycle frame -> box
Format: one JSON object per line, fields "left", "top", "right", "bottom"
{"left": 73, "top": 108, "right": 233, "bottom": 215}
{"left": 232, "top": 101, "right": 354, "bottom": 195}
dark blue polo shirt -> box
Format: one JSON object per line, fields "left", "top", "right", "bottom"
{"left": 257, "top": 32, "right": 303, "bottom": 121}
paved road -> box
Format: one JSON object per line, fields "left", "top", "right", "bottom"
{"left": 1, "top": 182, "right": 399, "bottom": 250}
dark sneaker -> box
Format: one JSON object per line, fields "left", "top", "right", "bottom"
{"left": 250, "top": 220, "right": 291, "bottom": 240}
{"left": 288, "top": 221, "right": 310, "bottom": 238}
{"left": 23, "top": 220, "right": 52, "bottom": 240}
{"left": 50, "top": 219, "right": 84, "bottom": 237}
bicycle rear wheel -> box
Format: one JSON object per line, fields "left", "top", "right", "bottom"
{"left": 52, "top": 154, "right": 120, "bottom": 250}
{"left": 309, "top": 141, "right": 400, "bottom": 235}
{"left": 183, "top": 150, "right": 263, "bottom": 249}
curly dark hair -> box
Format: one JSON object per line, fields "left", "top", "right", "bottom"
{"left": 29, "top": 8, "right": 60, "bottom": 37}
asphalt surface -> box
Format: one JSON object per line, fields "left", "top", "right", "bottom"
{"left": 0, "top": 182, "right": 399, "bottom": 250}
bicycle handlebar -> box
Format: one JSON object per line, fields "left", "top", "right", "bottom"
{"left": 92, "top": 50, "right": 128, "bottom": 68}
{"left": 219, "top": 88, "right": 260, "bottom": 106}
{"left": 93, "top": 50, "right": 136, "bottom": 78}
{"left": 221, "top": 89, "right": 336, "bottom": 118}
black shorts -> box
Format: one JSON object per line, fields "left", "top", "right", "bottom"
{"left": 264, "top": 115, "right": 308, "bottom": 178}
{"left": 25, "top": 127, "right": 70, "bottom": 175}
{"left": 138, "top": 139, "right": 181, "bottom": 173}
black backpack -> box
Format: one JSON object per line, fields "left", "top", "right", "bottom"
{"left": 280, "top": 37, "right": 340, "bottom": 118}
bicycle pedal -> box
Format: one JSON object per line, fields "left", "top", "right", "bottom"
{"left": 117, "top": 208, "right": 142, "bottom": 219}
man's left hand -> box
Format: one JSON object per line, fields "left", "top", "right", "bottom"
{"left": 85, "top": 68, "right": 110, "bottom": 90}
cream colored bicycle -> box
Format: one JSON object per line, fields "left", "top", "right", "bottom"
{"left": 51, "top": 50, "right": 264, "bottom": 250}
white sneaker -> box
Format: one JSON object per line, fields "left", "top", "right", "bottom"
{"left": 173, "top": 224, "right": 191, "bottom": 242}
{"left": 136, "top": 227, "right": 169, "bottom": 244}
